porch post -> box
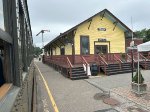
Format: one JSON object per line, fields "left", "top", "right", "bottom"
{"left": 72, "top": 36, "right": 75, "bottom": 64}
{"left": 51, "top": 48, "right": 52, "bottom": 59}
{"left": 131, "top": 49, "right": 134, "bottom": 80}
{"left": 138, "top": 52, "right": 140, "bottom": 93}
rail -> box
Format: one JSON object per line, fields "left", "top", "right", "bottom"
{"left": 81, "top": 56, "right": 89, "bottom": 75}
{"left": 99, "top": 55, "right": 108, "bottom": 65}
{"left": 148, "top": 52, "right": 150, "bottom": 59}
{"left": 126, "top": 54, "right": 136, "bottom": 62}
{"left": 103, "top": 53, "right": 122, "bottom": 64}
{"left": 107, "top": 54, "right": 114, "bottom": 63}
{"left": 139, "top": 53, "right": 148, "bottom": 69}
{"left": 114, "top": 54, "right": 123, "bottom": 69}
{"left": 98, "top": 55, "right": 108, "bottom": 75}
{"left": 139, "top": 53, "right": 147, "bottom": 61}
{"left": 102, "top": 55, "right": 107, "bottom": 61}
{"left": 114, "top": 54, "right": 123, "bottom": 63}
{"left": 66, "top": 57, "right": 73, "bottom": 78}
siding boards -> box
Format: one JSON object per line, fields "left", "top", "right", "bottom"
{"left": 74, "top": 15, "right": 125, "bottom": 54}
{"left": 65, "top": 44, "right": 72, "bottom": 55}
{"left": 55, "top": 47, "right": 60, "bottom": 55}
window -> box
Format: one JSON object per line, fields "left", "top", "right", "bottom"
{"left": 0, "top": 0, "right": 4, "bottom": 30}
{"left": 0, "top": 38, "right": 12, "bottom": 87}
{"left": 95, "top": 45, "right": 108, "bottom": 54}
{"left": 0, "top": 0, "right": 13, "bottom": 90}
{"left": 80, "top": 36, "right": 90, "bottom": 55}
{"left": 60, "top": 47, "right": 65, "bottom": 55}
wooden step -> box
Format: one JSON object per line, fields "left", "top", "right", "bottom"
{"left": 100, "top": 62, "right": 135, "bottom": 75}
{"left": 70, "top": 67, "right": 88, "bottom": 80}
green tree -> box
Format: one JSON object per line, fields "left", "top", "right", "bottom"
{"left": 34, "top": 47, "right": 42, "bottom": 56}
{"left": 135, "top": 28, "right": 150, "bottom": 42}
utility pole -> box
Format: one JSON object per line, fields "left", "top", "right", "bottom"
{"left": 131, "top": 17, "right": 134, "bottom": 41}
{"left": 131, "top": 17, "right": 134, "bottom": 81}
{"left": 36, "top": 30, "right": 50, "bottom": 55}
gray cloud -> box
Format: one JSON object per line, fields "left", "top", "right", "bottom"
{"left": 28, "top": 0, "right": 150, "bottom": 47}
{"left": 0, "top": 0, "right": 4, "bottom": 30}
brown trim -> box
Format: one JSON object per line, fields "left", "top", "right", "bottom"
{"left": 58, "top": 39, "right": 65, "bottom": 46}
{"left": 74, "top": 29, "right": 77, "bottom": 36}
{"left": 101, "top": 11, "right": 105, "bottom": 20}
{"left": 50, "top": 44, "right": 56, "bottom": 49}
{"left": 88, "top": 19, "right": 92, "bottom": 30}
{"left": 53, "top": 41, "right": 61, "bottom": 48}
{"left": 94, "top": 41, "right": 110, "bottom": 53}
{"left": 113, "top": 21, "right": 118, "bottom": 31}
{"left": 80, "top": 35, "right": 90, "bottom": 55}
{"left": 48, "top": 47, "right": 50, "bottom": 55}
{"left": 50, "top": 48, "right": 53, "bottom": 56}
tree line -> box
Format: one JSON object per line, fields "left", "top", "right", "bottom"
{"left": 135, "top": 28, "right": 150, "bottom": 42}
{"left": 34, "top": 46, "right": 42, "bottom": 57}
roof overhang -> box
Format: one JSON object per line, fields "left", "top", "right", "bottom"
{"left": 0, "top": 28, "right": 12, "bottom": 44}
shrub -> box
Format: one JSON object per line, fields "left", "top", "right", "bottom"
{"left": 132, "top": 69, "right": 144, "bottom": 84}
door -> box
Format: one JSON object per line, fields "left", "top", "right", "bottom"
{"left": 95, "top": 45, "right": 108, "bottom": 54}
{"left": 60, "top": 47, "right": 65, "bottom": 55}
{"left": 80, "top": 36, "right": 90, "bottom": 55}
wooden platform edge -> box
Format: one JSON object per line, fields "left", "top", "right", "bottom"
{"left": 0, "top": 83, "right": 13, "bottom": 100}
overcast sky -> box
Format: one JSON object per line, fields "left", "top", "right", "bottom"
{"left": 28, "top": 0, "right": 150, "bottom": 48}
{"left": 0, "top": 0, "right": 4, "bottom": 30}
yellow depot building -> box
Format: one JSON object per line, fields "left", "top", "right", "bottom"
{"left": 45, "top": 9, "right": 132, "bottom": 56}
{"left": 43, "top": 9, "right": 140, "bottom": 78}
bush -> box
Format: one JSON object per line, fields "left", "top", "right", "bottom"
{"left": 132, "top": 69, "right": 144, "bottom": 84}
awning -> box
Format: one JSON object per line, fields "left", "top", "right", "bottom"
{"left": 137, "top": 41, "right": 150, "bottom": 52}
{"left": 136, "top": 41, "right": 150, "bottom": 94}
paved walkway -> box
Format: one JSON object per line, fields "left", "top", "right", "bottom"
{"left": 86, "top": 70, "right": 150, "bottom": 112}
{"left": 35, "top": 60, "right": 150, "bottom": 112}
{"left": 86, "top": 70, "right": 150, "bottom": 90}
{"left": 111, "top": 85, "right": 150, "bottom": 111}
{"left": 34, "top": 61, "right": 111, "bottom": 112}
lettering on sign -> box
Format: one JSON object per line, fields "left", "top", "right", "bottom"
{"left": 98, "top": 38, "right": 107, "bottom": 42}
{"left": 97, "top": 28, "right": 106, "bottom": 31}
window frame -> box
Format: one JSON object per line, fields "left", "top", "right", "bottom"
{"left": 80, "top": 35, "right": 90, "bottom": 55}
